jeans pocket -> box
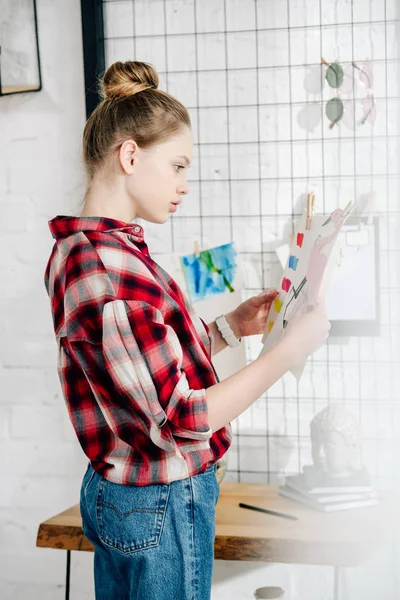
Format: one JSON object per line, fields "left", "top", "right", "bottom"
{"left": 213, "top": 467, "right": 221, "bottom": 504}
{"left": 96, "top": 478, "right": 171, "bottom": 555}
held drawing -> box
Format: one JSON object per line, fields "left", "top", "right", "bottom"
{"left": 282, "top": 207, "right": 352, "bottom": 328}
{"left": 260, "top": 201, "right": 354, "bottom": 369}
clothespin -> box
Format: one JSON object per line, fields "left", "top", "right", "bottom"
{"left": 341, "top": 199, "right": 355, "bottom": 225}
{"left": 306, "top": 191, "right": 315, "bottom": 230}
{"left": 193, "top": 240, "right": 201, "bottom": 258}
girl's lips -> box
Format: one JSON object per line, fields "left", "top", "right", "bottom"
{"left": 170, "top": 203, "right": 178, "bottom": 212}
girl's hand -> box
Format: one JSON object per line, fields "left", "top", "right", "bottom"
{"left": 226, "top": 289, "right": 278, "bottom": 338}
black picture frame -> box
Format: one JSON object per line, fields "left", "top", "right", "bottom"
{"left": 80, "top": 0, "right": 105, "bottom": 118}
{"left": 0, "top": 0, "right": 42, "bottom": 96}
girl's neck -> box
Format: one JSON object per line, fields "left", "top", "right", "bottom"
{"left": 80, "top": 174, "right": 136, "bottom": 223}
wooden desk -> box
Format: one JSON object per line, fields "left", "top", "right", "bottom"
{"left": 37, "top": 483, "right": 396, "bottom": 600}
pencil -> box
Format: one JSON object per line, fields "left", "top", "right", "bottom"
{"left": 238, "top": 502, "right": 298, "bottom": 521}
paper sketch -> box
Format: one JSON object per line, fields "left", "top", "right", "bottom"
{"left": 260, "top": 203, "right": 354, "bottom": 377}
{"left": 282, "top": 208, "right": 351, "bottom": 328}
{"left": 180, "top": 242, "right": 239, "bottom": 303}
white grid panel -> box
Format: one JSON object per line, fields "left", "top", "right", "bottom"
{"left": 103, "top": 0, "right": 400, "bottom": 490}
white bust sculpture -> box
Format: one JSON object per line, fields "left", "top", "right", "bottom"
{"left": 310, "top": 405, "right": 362, "bottom": 477}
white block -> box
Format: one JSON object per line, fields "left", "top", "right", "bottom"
{"left": 1, "top": 438, "right": 86, "bottom": 477}
{"left": 11, "top": 406, "right": 63, "bottom": 439}
{"left": 0, "top": 368, "right": 50, "bottom": 405}
{"left": 0, "top": 333, "right": 57, "bottom": 369}
{"left": 0, "top": 407, "right": 10, "bottom": 439}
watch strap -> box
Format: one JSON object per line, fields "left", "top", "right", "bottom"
{"left": 215, "top": 314, "right": 241, "bottom": 348}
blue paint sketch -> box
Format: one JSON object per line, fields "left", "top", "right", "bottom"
{"left": 180, "top": 242, "right": 238, "bottom": 303}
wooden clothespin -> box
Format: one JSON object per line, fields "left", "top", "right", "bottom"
{"left": 341, "top": 199, "right": 355, "bottom": 225}
{"left": 305, "top": 191, "right": 315, "bottom": 230}
{"left": 193, "top": 240, "right": 201, "bottom": 258}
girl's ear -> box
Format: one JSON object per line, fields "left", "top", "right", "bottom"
{"left": 119, "top": 139, "right": 138, "bottom": 175}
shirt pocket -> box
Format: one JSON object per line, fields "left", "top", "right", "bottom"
{"left": 95, "top": 477, "right": 170, "bottom": 554}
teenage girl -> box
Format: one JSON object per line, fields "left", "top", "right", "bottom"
{"left": 44, "top": 61, "right": 330, "bottom": 600}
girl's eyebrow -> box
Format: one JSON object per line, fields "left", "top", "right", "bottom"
{"left": 176, "top": 155, "right": 191, "bottom": 167}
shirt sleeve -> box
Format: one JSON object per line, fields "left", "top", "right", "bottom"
{"left": 102, "top": 299, "right": 213, "bottom": 444}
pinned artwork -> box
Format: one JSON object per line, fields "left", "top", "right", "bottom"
{"left": 260, "top": 200, "right": 354, "bottom": 378}
{"left": 155, "top": 242, "right": 246, "bottom": 381}
{"left": 180, "top": 242, "right": 239, "bottom": 303}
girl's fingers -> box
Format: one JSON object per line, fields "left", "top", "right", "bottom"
{"left": 258, "top": 288, "right": 278, "bottom": 297}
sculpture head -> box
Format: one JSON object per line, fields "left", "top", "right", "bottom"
{"left": 310, "top": 405, "right": 361, "bottom": 476}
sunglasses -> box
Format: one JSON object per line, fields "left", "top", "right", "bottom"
{"left": 321, "top": 57, "right": 376, "bottom": 129}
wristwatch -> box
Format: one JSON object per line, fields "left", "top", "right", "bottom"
{"left": 215, "top": 314, "right": 241, "bottom": 348}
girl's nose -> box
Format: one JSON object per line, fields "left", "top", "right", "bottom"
{"left": 179, "top": 181, "right": 189, "bottom": 196}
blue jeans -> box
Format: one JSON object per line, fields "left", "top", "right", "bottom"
{"left": 80, "top": 463, "right": 220, "bottom": 600}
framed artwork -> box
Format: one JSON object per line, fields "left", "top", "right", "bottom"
{"left": 0, "top": 0, "right": 42, "bottom": 96}
{"left": 325, "top": 216, "right": 380, "bottom": 337}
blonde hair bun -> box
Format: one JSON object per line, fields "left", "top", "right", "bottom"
{"left": 101, "top": 61, "right": 159, "bottom": 101}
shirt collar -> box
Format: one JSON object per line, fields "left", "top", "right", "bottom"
{"left": 48, "top": 215, "right": 145, "bottom": 242}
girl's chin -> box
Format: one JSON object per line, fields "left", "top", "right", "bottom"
{"left": 138, "top": 212, "right": 170, "bottom": 225}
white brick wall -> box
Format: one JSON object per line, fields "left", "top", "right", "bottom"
{"left": 0, "top": 0, "right": 92, "bottom": 598}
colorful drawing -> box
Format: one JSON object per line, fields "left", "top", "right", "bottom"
{"left": 274, "top": 298, "right": 283, "bottom": 313}
{"left": 284, "top": 206, "right": 351, "bottom": 325}
{"left": 180, "top": 242, "right": 238, "bottom": 303}
{"left": 260, "top": 201, "right": 354, "bottom": 378}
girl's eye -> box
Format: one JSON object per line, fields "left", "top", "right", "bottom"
{"left": 175, "top": 165, "right": 185, "bottom": 172}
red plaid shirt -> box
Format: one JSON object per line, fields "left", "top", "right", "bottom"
{"left": 44, "top": 216, "right": 232, "bottom": 485}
